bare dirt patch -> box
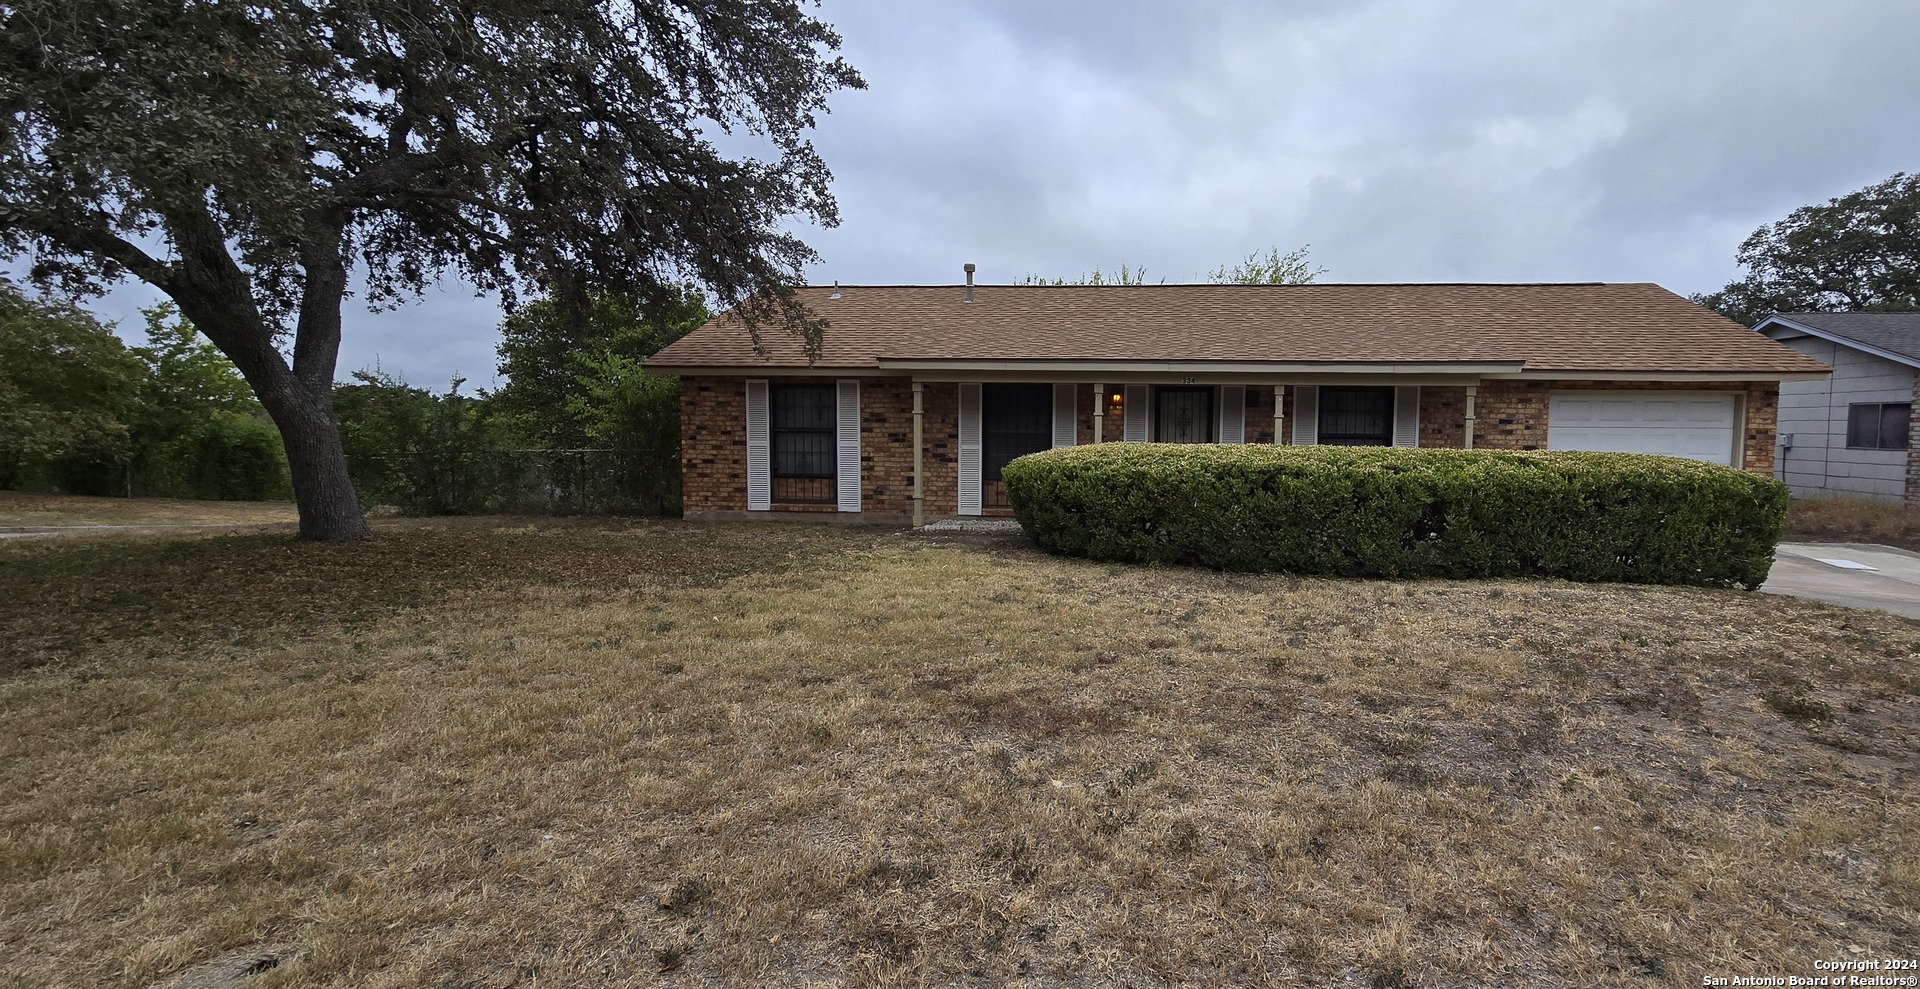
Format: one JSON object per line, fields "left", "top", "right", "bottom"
{"left": 1786, "top": 496, "right": 1920, "bottom": 552}
{"left": 1, "top": 519, "right": 1915, "bottom": 988}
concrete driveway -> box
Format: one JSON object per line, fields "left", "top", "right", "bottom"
{"left": 1762, "top": 542, "right": 1920, "bottom": 620}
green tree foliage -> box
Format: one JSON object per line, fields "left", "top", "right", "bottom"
{"left": 0, "top": 282, "right": 142, "bottom": 488}
{"left": 494, "top": 286, "right": 708, "bottom": 449}
{"left": 126, "top": 304, "right": 288, "bottom": 500}
{"left": 1694, "top": 172, "right": 1920, "bottom": 326}
{"left": 333, "top": 372, "right": 513, "bottom": 515}
{"left": 0, "top": 0, "right": 864, "bottom": 539}
{"left": 1207, "top": 245, "right": 1325, "bottom": 285}
{"left": 561, "top": 352, "right": 682, "bottom": 512}
{"left": 1020, "top": 245, "right": 1322, "bottom": 286}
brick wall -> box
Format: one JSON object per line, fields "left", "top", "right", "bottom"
{"left": 682, "top": 376, "right": 1789, "bottom": 515}
{"left": 1419, "top": 387, "right": 1466, "bottom": 449}
{"left": 680, "top": 376, "right": 747, "bottom": 512}
{"left": 859, "top": 378, "right": 912, "bottom": 514}
{"left": 681, "top": 375, "right": 959, "bottom": 516}
{"left": 1472, "top": 379, "right": 1779, "bottom": 475}
{"left": 1908, "top": 397, "right": 1920, "bottom": 506}
{"left": 919, "top": 383, "right": 960, "bottom": 516}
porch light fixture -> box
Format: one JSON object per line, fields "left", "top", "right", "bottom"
{"left": 1108, "top": 390, "right": 1124, "bottom": 415}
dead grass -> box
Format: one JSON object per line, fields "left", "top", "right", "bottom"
{"left": 1785, "top": 495, "right": 1920, "bottom": 551}
{"left": 2, "top": 520, "right": 1916, "bottom": 988}
{"left": 0, "top": 491, "right": 299, "bottom": 528}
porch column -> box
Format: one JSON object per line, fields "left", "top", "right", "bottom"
{"left": 1273, "top": 385, "right": 1286, "bottom": 445}
{"left": 912, "top": 381, "right": 925, "bottom": 527}
{"left": 1092, "top": 382, "right": 1104, "bottom": 443}
{"left": 1463, "top": 384, "right": 1478, "bottom": 450}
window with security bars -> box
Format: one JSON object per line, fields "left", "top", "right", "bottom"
{"left": 1317, "top": 387, "right": 1395, "bottom": 446}
{"left": 771, "top": 385, "right": 836, "bottom": 502}
{"left": 1846, "top": 402, "right": 1911, "bottom": 451}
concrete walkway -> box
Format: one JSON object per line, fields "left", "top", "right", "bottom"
{"left": 1762, "top": 542, "right": 1920, "bottom": 620}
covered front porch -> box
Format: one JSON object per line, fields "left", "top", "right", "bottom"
{"left": 893, "top": 364, "right": 1510, "bottom": 525}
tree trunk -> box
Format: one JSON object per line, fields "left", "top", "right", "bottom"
{"left": 259, "top": 376, "right": 371, "bottom": 542}
{"left": 159, "top": 211, "right": 371, "bottom": 542}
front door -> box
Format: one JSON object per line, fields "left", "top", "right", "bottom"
{"left": 982, "top": 383, "right": 1052, "bottom": 508}
{"left": 1155, "top": 387, "right": 1213, "bottom": 443}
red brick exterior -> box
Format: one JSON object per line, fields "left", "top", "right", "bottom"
{"left": 1907, "top": 398, "right": 1920, "bottom": 506}
{"left": 680, "top": 376, "right": 1786, "bottom": 514}
{"left": 1420, "top": 387, "right": 1467, "bottom": 449}
{"left": 680, "top": 376, "right": 749, "bottom": 513}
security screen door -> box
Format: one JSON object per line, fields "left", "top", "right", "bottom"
{"left": 1154, "top": 387, "right": 1214, "bottom": 443}
{"left": 982, "top": 383, "right": 1052, "bottom": 507}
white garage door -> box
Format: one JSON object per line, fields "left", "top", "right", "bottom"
{"left": 1547, "top": 393, "right": 1738, "bottom": 465}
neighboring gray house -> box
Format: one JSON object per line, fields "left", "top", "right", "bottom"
{"left": 1755, "top": 313, "right": 1919, "bottom": 504}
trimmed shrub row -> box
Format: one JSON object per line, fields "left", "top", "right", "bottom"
{"left": 1000, "top": 444, "right": 1788, "bottom": 589}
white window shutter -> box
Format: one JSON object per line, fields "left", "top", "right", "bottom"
{"left": 1218, "top": 386, "right": 1246, "bottom": 444}
{"left": 1393, "top": 385, "right": 1420, "bottom": 448}
{"left": 1293, "top": 385, "right": 1319, "bottom": 445}
{"left": 836, "top": 379, "right": 861, "bottom": 511}
{"left": 1123, "top": 384, "right": 1150, "bottom": 442}
{"left": 745, "top": 379, "right": 770, "bottom": 510}
{"left": 958, "top": 383, "right": 982, "bottom": 516}
{"left": 1052, "top": 383, "right": 1078, "bottom": 448}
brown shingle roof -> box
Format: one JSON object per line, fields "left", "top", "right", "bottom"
{"left": 647, "top": 282, "right": 1831, "bottom": 374}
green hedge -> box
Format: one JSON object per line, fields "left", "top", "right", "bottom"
{"left": 1000, "top": 444, "right": 1788, "bottom": 589}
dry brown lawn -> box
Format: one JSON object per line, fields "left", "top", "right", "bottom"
{"left": 1785, "top": 496, "right": 1920, "bottom": 552}
{"left": 0, "top": 491, "right": 298, "bottom": 529}
{"left": 1, "top": 518, "right": 1916, "bottom": 989}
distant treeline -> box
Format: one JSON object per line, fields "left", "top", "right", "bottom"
{"left": 0, "top": 282, "right": 704, "bottom": 515}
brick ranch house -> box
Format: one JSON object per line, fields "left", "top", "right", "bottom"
{"left": 644, "top": 280, "right": 1832, "bottom": 525}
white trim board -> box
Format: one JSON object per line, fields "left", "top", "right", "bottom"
{"left": 1756, "top": 315, "right": 1920, "bottom": 371}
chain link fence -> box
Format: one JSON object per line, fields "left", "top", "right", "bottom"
{"left": 347, "top": 447, "right": 679, "bottom": 517}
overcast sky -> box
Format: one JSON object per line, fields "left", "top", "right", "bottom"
{"left": 78, "top": 0, "right": 1920, "bottom": 388}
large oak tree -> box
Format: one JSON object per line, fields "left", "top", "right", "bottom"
{"left": 1694, "top": 171, "right": 1920, "bottom": 327}
{"left": 0, "top": 0, "right": 863, "bottom": 539}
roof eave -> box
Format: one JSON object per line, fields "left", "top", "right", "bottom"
{"left": 873, "top": 358, "right": 1528, "bottom": 376}
{"left": 1485, "top": 369, "right": 1830, "bottom": 382}
{"left": 1754, "top": 315, "right": 1920, "bottom": 370}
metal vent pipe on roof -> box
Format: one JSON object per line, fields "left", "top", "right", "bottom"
{"left": 964, "top": 262, "right": 976, "bottom": 303}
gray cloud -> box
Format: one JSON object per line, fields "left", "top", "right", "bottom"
{"left": 56, "top": 0, "right": 1920, "bottom": 380}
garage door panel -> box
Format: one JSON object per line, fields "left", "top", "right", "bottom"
{"left": 1547, "top": 393, "right": 1737, "bottom": 466}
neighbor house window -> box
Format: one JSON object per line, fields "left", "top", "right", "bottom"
{"left": 982, "top": 383, "right": 1051, "bottom": 508}
{"left": 771, "top": 384, "right": 836, "bottom": 502}
{"left": 1846, "top": 402, "right": 1911, "bottom": 450}
{"left": 1318, "top": 387, "right": 1395, "bottom": 446}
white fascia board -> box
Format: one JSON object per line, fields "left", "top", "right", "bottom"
{"left": 1751, "top": 316, "right": 1920, "bottom": 371}
{"left": 1483, "top": 370, "right": 1831, "bottom": 382}
{"left": 641, "top": 365, "right": 875, "bottom": 377}
{"left": 874, "top": 359, "right": 1525, "bottom": 380}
